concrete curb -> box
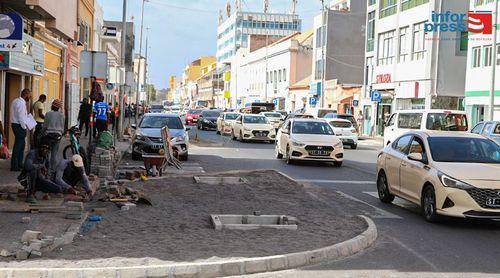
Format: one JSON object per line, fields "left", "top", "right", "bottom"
{"left": 0, "top": 215, "right": 377, "bottom": 278}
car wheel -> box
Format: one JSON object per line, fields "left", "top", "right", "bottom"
{"left": 285, "top": 145, "right": 294, "bottom": 165}
{"left": 232, "top": 130, "right": 237, "bottom": 140}
{"left": 240, "top": 132, "right": 246, "bottom": 143}
{"left": 179, "top": 154, "right": 188, "bottom": 161}
{"left": 377, "top": 171, "right": 395, "bottom": 203}
{"left": 333, "top": 161, "right": 343, "bottom": 167}
{"left": 351, "top": 143, "right": 358, "bottom": 150}
{"left": 275, "top": 144, "right": 283, "bottom": 159}
{"left": 422, "top": 185, "right": 439, "bottom": 223}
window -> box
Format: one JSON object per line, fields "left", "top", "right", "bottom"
{"left": 393, "top": 135, "right": 413, "bottom": 154}
{"left": 316, "top": 26, "right": 325, "bottom": 48}
{"left": 367, "top": 12, "right": 375, "bottom": 52}
{"left": 315, "top": 59, "right": 324, "bottom": 80}
{"left": 378, "top": 30, "right": 395, "bottom": 65}
{"left": 428, "top": 137, "right": 500, "bottom": 164}
{"left": 399, "top": 26, "right": 409, "bottom": 62}
{"left": 412, "top": 22, "right": 426, "bottom": 60}
{"left": 274, "top": 71, "right": 277, "bottom": 84}
{"left": 472, "top": 47, "right": 481, "bottom": 68}
{"left": 283, "top": 69, "right": 287, "bottom": 81}
{"left": 278, "top": 70, "right": 282, "bottom": 82}
{"left": 426, "top": 113, "right": 468, "bottom": 131}
{"left": 369, "top": 0, "right": 377, "bottom": 5}
{"left": 484, "top": 45, "right": 492, "bottom": 67}
{"left": 401, "top": 0, "right": 429, "bottom": 11}
{"left": 471, "top": 123, "right": 485, "bottom": 134}
{"left": 460, "top": 32, "right": 468, "bottom": 52}
{"left": 387, "top": 113, "right": 397, "bottom": 126}
{"left": 380, "top": 0, "right": 397, "bottom": 18}
{"left": 483, "top": 123, "right": 493, "bottom": 135}
{"left": 398, "top": 113, "right": 423, "bottom": 129}
{"left": 408, "top": 137, "right": 426, "bottom": 161}
{"left": 497, "top": 44, "right": 500, "bottom": 65}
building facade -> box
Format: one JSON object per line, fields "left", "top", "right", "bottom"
{"left": 362, "top": 0, "right": 468, "bottom": 136}
{"left": 464, "top": 0, "right": 500, "bottom": 124}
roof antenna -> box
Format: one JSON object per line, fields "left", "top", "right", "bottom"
{"left": 292, "top": 0, "right": 297, "bottom": 14}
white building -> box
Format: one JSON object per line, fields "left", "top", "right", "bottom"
{"left": 464, "top": 0, "right": 500, "bottom": 124}
{"left": 362, "top": 0, "right": 468, "bottom": 136}
{"left": 233, "top": 31, "right": 313, "bottom": 110}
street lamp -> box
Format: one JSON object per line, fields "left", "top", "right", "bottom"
{"left": 135, "top": 0, "right": 149, "bottom": 125}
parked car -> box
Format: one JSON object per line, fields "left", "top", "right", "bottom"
{"left": 327, "top": 118, "right": 358, "bottom": 149}
{"left": 304, "top": 108, "right": 338, "bottom": 119}
{"left": 276, "top": 110, "right": 288, "bottom": 118}
{"left": 170, "top": 105, "right": 181, "bottom": 114}
{"left": 132, "top": 113, "right": 190, "bottom": 161}
{"left": 324, "top": 113, "right": 358, "bottom": 131}
{"left": 185, "top": 109, "right": 203, "bottom": 125}
{"left": 217, "top": 112, "right": 240, "bottom": 135}
{"left": 282, "top": 113, "right": 314, "bottom": 125}
{"left": 471, "top": 121, "right": 500, "bottom": 145}
{"left": 197, "top": 110, "right": 221, "bottom": 130}
{"left": 231, "top": 114, "right": 276, "bottom": 143}
{"left": 276, "top": 118, "right": 344, "bottom": 167}
{"left": 383, "top": 110, "right": 468, "bottom": 146}
{"left": 260, "top": 112, "right": 283, "bottom": 130}
{"left": 149, "top": 104, "right": 165, "bottom": 113}
{"left": 376, "top": 131, "right": 500, "bottom": 222}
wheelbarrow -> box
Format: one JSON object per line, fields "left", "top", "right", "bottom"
{"left": 142, "top": 154, "right": 166, "bottom": 177}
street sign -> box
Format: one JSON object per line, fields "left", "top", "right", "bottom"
{"left": 272, "top": 98, "right": 279, "bottom": 106}
{"left": 106, "top": 83, "right": 114, "bottom": 90}
{"left": 309, "top": 97, "right": 317, "bottom": 106}
{"left": 352, "top": 100, "right": 359, "bottom": 107}
{"left": 371, "top": 91, "right": 382, "bottom": 103}
{"left": 0, "top": 13, "right": 23, "bottom": 52}
{"left": 80, "top": 51, "right": 108, "bottom": 78}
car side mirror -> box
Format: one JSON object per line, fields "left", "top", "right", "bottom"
{"left": 131, "top": 124, "right": 137, "bottom": 129}
{"left": 408, "top": 153, "right": 425, "bottom": 163}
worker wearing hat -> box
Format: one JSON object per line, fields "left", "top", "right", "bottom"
{"left": 41, "top": 99, "right": 65, "bottom": 174}
{"left": 53, "top": 154, "right": 91, "bottom": 197}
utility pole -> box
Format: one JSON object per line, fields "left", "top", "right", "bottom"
{"left": 264, "top": 0, "right": 269, "bottom": 103}
{"left": 490, "top": 0, "right": 498, "bottom": 121}
{"left": 118, "top": 0, "right": 127, "bottom": 140}
{"left": 320, "top": 0, "right": 326, "bottom": 108}
{"left": 144, "top": 27, "right": 150, "bottom": 105}
{"left": 135, "top": 0, "right": 147, "bottom": 125}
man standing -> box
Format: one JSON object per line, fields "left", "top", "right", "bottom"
{"left": 357, "top": 111, "right": 364, "bottom": 136}
{"left": 42, "top": 99, "right": 65, "bottom": 173}
{"left": 78, "top": 98, "right": 92, "bottom": 137}
{"left": 32, "top": 94, "right": 46, "bottom": 147}
{"left": 94, "top": 96, "right": 109, "bottom": 138}
{"left": 10, "top": 88, "right": 32, "bottom": 171}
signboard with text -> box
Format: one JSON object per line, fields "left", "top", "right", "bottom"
{"left": 0, "top": 13, "right": 23, "bottom": 52}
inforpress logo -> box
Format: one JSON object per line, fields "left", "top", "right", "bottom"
{"left": 425, "top": 11, "right": 493, "bottom": 34}
{"left": 468, "top": 11, "right": 493, "bottom": 34}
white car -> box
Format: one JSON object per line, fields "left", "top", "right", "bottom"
{"left": 217, "top": 112, "right": 240, "bottom": 135}
{"left": 260, "top": 112, "right": 283, "bottom": 130}
{"left": 276, "top": 118, "right": 344, "bottom": 167}
{"left": 232, "top": 114, "right": 276, "bottom": 143}
{"left": 327, "top": 118, "right": 358, "bottom": 149}
{"left": 384, "top": 109, "right": 468, "bottom": 146}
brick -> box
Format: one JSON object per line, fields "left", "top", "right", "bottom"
{"left": 21, "top": 230, "right": 42, "bottom": 243}
{"left": 197, "top": 264, "right": 221, "bottom": 278}
{"left": 269, "top": 256, "right": 287, "bottom": 271}
{"left": 220, "top": 262, "right": 242, "bottom": 276}
{"left": 286, "top": 253, "right": 307, "bottom": 268}
{"left": 244, "top": 259, "right": 268, "bottom": 274}
{"left": 172, "top": 265, "right": 199, "bottom": 278}
{"left": 16, "top": 249, "right": 29, "bottom": 260}
{"left": 29, "top": 240, "right": 42, "bottom": 251}
{"left": 145, "top": 266, "right": 171, "bottom": 277}
{"left": 118, "top": 268, "right": 147, "bottom": 278}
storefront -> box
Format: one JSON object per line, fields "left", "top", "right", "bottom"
{"left": 0, "top": 34, "right": 44, "bottom": 147}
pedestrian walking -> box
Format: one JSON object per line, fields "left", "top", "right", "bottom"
{"left": 94, "top": 96, "right": 110, "bottom": 138}
{"left": 32, "top": 94, "right": 46, "bottom": 148}
{"left": 41, "top": 99, "right": 65, "bottom": 174}
{"left": 357, "top": 111, "right": 364, "bottom": 136}
{"left": 10, "top": 88, "right": 32, "bottom": 172}
{"left": 78, "top": 98, "right": 92, "bottom": 136}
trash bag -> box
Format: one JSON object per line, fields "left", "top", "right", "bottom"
{"left": 97, "top": 131, "right": 114, "bottom": 149}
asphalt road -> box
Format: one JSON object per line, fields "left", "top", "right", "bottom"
{"left": 187, "top": 126, "right": 500, "bottom": 277}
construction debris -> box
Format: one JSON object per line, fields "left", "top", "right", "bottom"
{"left": 65, "top": 201, "right": 84, "bottom": 220}
{"left": 21, "top": 230, "right": 42, "bottom": 244}
{"left": 99, "top": 182, "right": 152, "bottom": 206}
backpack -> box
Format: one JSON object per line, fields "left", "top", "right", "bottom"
{"left": 97, "top": 131, "right": 114, "bottom": 149}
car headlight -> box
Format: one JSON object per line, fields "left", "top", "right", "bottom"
{"left": 203, "top": 119, "right": 210, "bottom": 123}
{"left": 135, "top": 135, "right": 146, "bottom": 141}
{"left": 291, "top": 140, "right": 305, "bottom": 147}
{"left": 438, "top": 172, "right": 474, "bottom": 190}
{"left": 171, "top": 136, "right": 185, "bottom": 142}
{"left": 334, "top": 141, "right": 343, "bottom": 149}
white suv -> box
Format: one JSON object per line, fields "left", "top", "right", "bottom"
{"left": 276, "top": 119, "right": 344, "bottom": 167}
{"left": 232, "top": 114, "right": 276, "bottom": 143}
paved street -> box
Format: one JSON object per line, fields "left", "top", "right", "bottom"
{"left": 188, "top": 126, "right": 500, "bottom": 277}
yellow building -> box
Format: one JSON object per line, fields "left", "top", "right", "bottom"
{"left": 181, "top": 57, "right": 216, "bottom": 105}
{"left": 78, "top": 0, "right": 95, "bottom": 98}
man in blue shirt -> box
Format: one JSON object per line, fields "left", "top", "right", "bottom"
{"left": 94, "top": 96, "right": 109, "bottom": 138}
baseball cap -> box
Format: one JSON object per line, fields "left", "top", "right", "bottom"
{"left": 71, "top": 155, "right": 84, "bottom": 168}
{"left": 52, "top": 99, "right": 62, "bottom": 109}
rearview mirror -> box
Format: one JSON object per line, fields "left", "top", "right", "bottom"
{"left": 408, "top": 153, "right": 424, "bottom": 163}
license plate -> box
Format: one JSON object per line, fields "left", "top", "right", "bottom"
{"left": 309, "top": 150, "right": 329, "bottom": 156}
{"left": 486, "top": 198, "right": 500, "bottom": 207}
{"left": 256, "top": 132, "right": 265, "bottom": 137}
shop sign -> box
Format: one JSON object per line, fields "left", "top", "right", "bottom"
{"left": 224, "top": 90, "right": 231, "bottom": 99}
{"left": 7, "top": 34, "right": 44, "bottom": 76}
{"left": 0, "top": 13, "right": 23, "bottom": 52}
{"left": 376, "top": 74, "right": 391, "bottom": 84}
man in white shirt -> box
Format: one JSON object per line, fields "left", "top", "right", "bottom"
{"left": 10, "top": 89, "right": 32, "bottom": 171}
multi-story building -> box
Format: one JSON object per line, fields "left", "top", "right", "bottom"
{"left": 362, "top": 0, "right": 468, "bottom": 136}
{"left": 180, "top": 57, "right": 216, "bottom": 107}
{"left": 197, "top": 63, "right": 224, "bottom": 108}
{"left": 310, "top": 0, "right": 366, "bottom": 114}
{"left": 233, "top": 31, "right": 313, "bottom": 110}
{"left": 465, "top": 0, "right": 500, "bottom": 124}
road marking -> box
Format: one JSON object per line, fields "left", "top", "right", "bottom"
{"left": 336, "top": 191, "right": 403, "bottom": 219}
{"left": 296, "top": 179, "right": 376, "bottom": 185}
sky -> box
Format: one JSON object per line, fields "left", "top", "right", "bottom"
{"left": 99, "top": 0, "right": 321, "bottom": 89}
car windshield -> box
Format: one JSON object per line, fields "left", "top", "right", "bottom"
{"left": 292, "top": 121, "right": 334, "bottom": 135}
{"left": 244, "top": 116, "right": 268, "bottom": 124}
{"left": 202, "top": 111, "right": 220, "bottom": 117}
{"left": 140, "top": 116, "right": 183, "bottom": 129}
{"left": 188, "top": 109, "right": 202, "bottom": 114}
{"left": 426, "top": 113, "right": 468, "bottom": 131}
{"left": 428, "top": 137, "right": 500, "bottom": 163}
{"left": 318, "top": 109, "right": 337, "bottom": 118}
{"left": 225, "top": 113, "right": 239, "bottom": 120}
{"left": 264, "top": 113, "right": 282, "bottom": 118}
{"left": 329, "top": 121, "right": 352, "bottom": 128}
